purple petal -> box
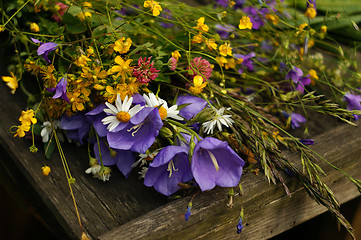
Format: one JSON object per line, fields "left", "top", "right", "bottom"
{"left": 176, "top": 95, "right": 207, "bottom": 120}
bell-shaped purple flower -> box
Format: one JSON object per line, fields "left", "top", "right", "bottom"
{"left": 176, "top": 95, "right": 208, "bottom": 120}
{"left": 191, "top": 137, "right": 245, "bottom": 191}
{"left": 144, "top": 145, "right": 193, "bottom": 196}
{"left": 237, "top": 217, "right": 244, "bottom": 234}
{"left": 290, "top": 113, "right": 306, "bottom": 129}
{"left": 31, "top": 37, "right": 58, "bottom": 64}
{"left": 215, "top": 24, "right": 235, "bottom": 39}
{"left": 295, "top": 76, "right": 311, "bottom": 94}
{"left": 344, "top": 93, "right": 361, "bottom": 120}
{"left": 86, "top": 104, "right": 108, "bottom": 137}
{"left": 107, "top": 107, "right": 163, "bottom": 154}
{"left": 235, "top": 52, "right": 256, "bottom": 74}
{"left": 60, "top": 113, "right": 91, "bottom": 144}
{"left": 46, "top": 76, "right": 69, "bottom": 102}
{"left": 94, "top": 140, "right": 136, "bottom": 178}
{"left": 286, "top": 66, "right": 303, "bottom": 83}
{"left": 184, "top": 205, "right": 192, "bottom": 221}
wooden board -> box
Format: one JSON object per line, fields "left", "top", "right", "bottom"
{"left": 0, "top": 80, "right": 360, "bottom": 240}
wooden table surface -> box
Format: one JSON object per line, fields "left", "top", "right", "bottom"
{"left": 0, "top": 80, "right": 360, "bottom": 240}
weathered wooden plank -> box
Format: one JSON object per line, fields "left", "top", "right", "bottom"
{"left": 0, "top": 82, "right": 168, "bottom": 239}
{"left": 98, "top": 117, "right": 361, "bottom": 240}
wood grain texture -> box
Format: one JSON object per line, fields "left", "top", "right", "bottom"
{"left": 0, "top": 83, "right": 168, "bottom": 239}
{"left": 1, "top": 80, "right": 360, "bottom": 240}
{"left": 98, "top": 116, "right": 361, "bottom": 240}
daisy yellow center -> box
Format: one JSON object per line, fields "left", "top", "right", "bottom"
{"left": 116, "top": 111, "right": 131, "bottom": 122}
{"left": 158, "top": 106, "right": 167, "bottom": 120}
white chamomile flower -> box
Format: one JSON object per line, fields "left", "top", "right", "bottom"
{"left": 85, "top": 164, "right": 101, "bottom": 175}
{"left": 202, "top": 107, "right": 234, "bottom": 134}
{"left": 102, "top": 94, "right": 143, "bottom": 132}
{"left": 132, "top": 150, "right": 160, "bottom": 168}
{"left": 85, "top": 165, "right": 111, "bottom": 182}
{"left": 143, "top": 93, "right": 183, "bottom": 121}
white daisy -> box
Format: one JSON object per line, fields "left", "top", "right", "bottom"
{"left": 143, "top": 93, "right": 183, "bottom": 121}
{"left": 202, "top": 107, "right": 234, "bottom": 134}
{"left": 132, "top": 150, "right": 160, "bottom": 168}
{"left": 102, "top": 94, "right": 143, "bottom": 132}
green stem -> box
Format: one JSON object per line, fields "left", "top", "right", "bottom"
{"left": 2, "top": 0, "right": 32, "bottom": 27}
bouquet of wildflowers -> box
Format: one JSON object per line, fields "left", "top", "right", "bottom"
{"left": 1, "top": 0, "right": 361, "bottom": 238}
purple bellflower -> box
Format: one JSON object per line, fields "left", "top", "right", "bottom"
{"left": 234, "top": 52, "right": 256, "bottom": 74}
{"left": 290, "top": 113, "right": 306, "bottom": 129}
{"left": 176, "top": 95, "right": 208, "bottom": 121}
{"left": 144, "top": 145, "right": 193, "bottom": 196}
{"left": 107, "top": 107, "right": 163, "bottom": 154}
{"left": 60, "top": 113, "right": 91, "bottom": 144}
{"left": 191, "top": 137, "right": 245, "bottom": 191}
{"left": 185, "top": 205, "right": 192, "bottom": 221}
{"left": 344, "top": 93, "right": 361, "bottom": 120}
{"left": 94, "top": 140, "right": 136, "bottom": 178}
{"left": 300, "top": 139, "right": 314, "bottom": 145}
{"left": 237, "top": 217, "right": 244, "bottom": 234}
{"left": 285, "top": 66, "right": 311, "bottom": 93}
{"left": 215, "top": 24, "right": 236, "bottom": 39}
{"left": 85, "top": 104, "right": 108, "bottom": 137}
{"left": 46, "top": 75, "right": 70, "bottom": 102}
{"left": 31, "top": 37, "right": 58, "bottom": 64}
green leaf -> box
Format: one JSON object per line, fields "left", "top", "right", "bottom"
{"left": 44, "top": 138, "right": 55, "bottom": 160}
{"left": 155, "top": 74, "right": 170, "bottom": 83}
{"left": 128, "top": 42, "right": 154, "bottom": 56}
{"left": 62, "top": 13, "right": 87, "bottom": 34}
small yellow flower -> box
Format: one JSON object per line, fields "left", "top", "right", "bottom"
{"left": 194, "top": 17, "right": 209, "bottom": 33}
{"left": 2, "top": 72, "right": 18, "bottom": 94}
{"left": 309, "top": 69, "right": 319, "bottom": 85}
{"left": 114, "top": 37, "right": 132, "bottom": 54}
{"left": 238, "top": 16, "right": 253, "bottom": 30}
{"left": 216, "top": 56, "right": 228, "bottom": 67}
{"left": 0, "top": 25, "right": 4, "bottom": 32}
{"left": 205, "top": 38, "right": 218, "bottom": 51}
{"left": 144, "top": 0, "right": 162, "bottom": 16}
{"left": 14, "top": 124, "right": 31, "bottom": 138}
{"left": 219, "top": 43, "right": 232, "bottom": 57}
{"left": 304, "top": 4, "right": 316, "bottom": 19}
{"left": 265, "top": 14, "right": 279, "bottom": 25}
{"left": 189, "top": 75, "right": 207, "bottom": 95}
{"left": 41, "top": 166, "right": 51, "bottom": 176}
{"left": 74, "top": 55, "right": 91, "bottom": 67}
{"left": 78, "top": 11, "right": 92, "bottom": 21}
{"left": 171, "top": 50, "right": 181, "bottom": 61}
{"left": 109, "top": 56, "right": 133, "bottom": 79}
{"left": 82, "top": 1, "right": 92, "bottom": 8}
{"left": 19, "top": 109, "right": 37, "bottom": 126}
{"left": 225, "top": 58, "right": 236, "bottom": 70}
{"left": 30, "top": 22, "right": 40, "bottom": 32}
{"left": 320, "top": 25, "right": 327, "bottom": 34}
{"left": 192, "top": 34, "right": 204, "bottom": 44}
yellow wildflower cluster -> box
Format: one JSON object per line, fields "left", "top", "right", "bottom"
{"left": 143, "top": 0, "right": 162, "bottom": 16}
{"left": 238, "top": 16, "right": 253, "bottom": 30}
{"left": 172, "top": 50, "right": 181, "bottom": 61}
{"left": 216, "top": 56, "right": 236, "bottom": 70}
{"left": 304, "top": 4, "right": 316, "bottom": 19}
{"left": 219, "top": 43, "right": 232, "bottom": 57}
{"left": 14, "top": 109, "right": 37, "bottom": 138}
{"left": 191, "top": 17, "right": 218, "bottom": 51}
